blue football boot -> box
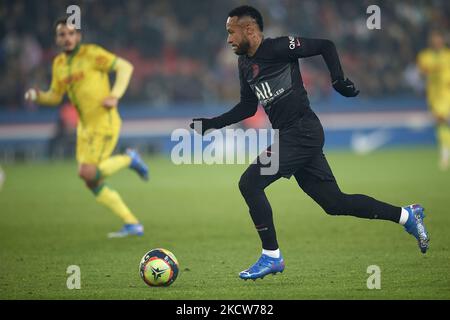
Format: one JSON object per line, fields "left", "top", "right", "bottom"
{"left": 126, "top": 149, "right": 149, "bottom": 181}
{"left": 403, "top": 204, "right": 429, "bottom": 254}
{"left": 239, "top": 253, "right": 285, "bottom": 280}
{"left": 108, "top": 223, "right": 144, "bottom": 238}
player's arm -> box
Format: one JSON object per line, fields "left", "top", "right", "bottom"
{"left": 191, "top": 102, "right": 258, "bottom": 135}
{"left": 91, "top": 45, "right": 134, "bottom": 108}
{"left": 25, "top": 60, "right": 65, "bottom": 106}
{"left": 103, "top": 57, "right": 134, "bottom": 108}
{"left": 190, "top": 67, "right": 258, "bottom": 135}
{"left": 275, "top": 37, "right": 359, "bottom": 97}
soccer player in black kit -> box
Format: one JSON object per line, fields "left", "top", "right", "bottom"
{"left": 190, "top": 6, "right": 430, "bottom": 280}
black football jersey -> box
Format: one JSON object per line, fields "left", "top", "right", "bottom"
{"left": 237, "top": 36, "right": 343, "bottom": 130}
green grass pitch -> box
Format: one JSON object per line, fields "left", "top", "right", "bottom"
{"left": 0, "top": 147, "right": 449, "bottom": 299}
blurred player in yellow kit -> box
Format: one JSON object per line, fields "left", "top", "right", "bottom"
{"left": 417, "top": 30, "right": 450, "bottom": 170}
{"left": 25, "top": 18, "right": 149, "bottom": 237}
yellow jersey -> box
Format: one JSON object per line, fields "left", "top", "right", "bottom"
{"left": 417, "top": 47, "right": 450, "bottom": 106}
{"left": 40, "top": 44, "right": 121, "bottom": 131}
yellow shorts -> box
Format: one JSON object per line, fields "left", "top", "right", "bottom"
{"left": 76, "top": 128, "right": 119, "bottom": 165}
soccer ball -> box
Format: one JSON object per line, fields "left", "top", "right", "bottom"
{"left": 139, "top": 248, "right": 179, "bottom": 287}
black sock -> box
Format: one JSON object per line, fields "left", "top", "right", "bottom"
{"left": 245, "top": 194, "right": 279, "bottom": 250}
{"left": 239, "top": 164, "right": 281, "bottom": 250}
{"left": 340, "top": 194, "right": 402, "bottom": 223}
{"left": 298, "top": 179, "right": 402, "bottom": 223}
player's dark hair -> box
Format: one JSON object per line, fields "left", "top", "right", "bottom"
{"left": 228, "top": 5, "right": 264, "bottom": 32}
{"left": 54, "top": 17, "right": 68, "bottom": 31}
{"left": 54, "top": 16, "right": 81, "bottom": 32}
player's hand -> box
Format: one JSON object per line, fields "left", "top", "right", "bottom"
{"left": 103, "top": 96, "right": 118, "bottom": 109}
{"left": 24, "top": 88, "right": 38, "bottom": 102}
{"left": 332, "top": 78, "right": 359, "bottom": 97}
{"left": 189, "top": 118, "right": 217, "bottom": 135}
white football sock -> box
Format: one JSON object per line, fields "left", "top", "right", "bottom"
{"left": 262, "top": 248, "right": 280, "bottom": 258}
{"left": 399, "top": 208, "right": 410, "bottom": 225}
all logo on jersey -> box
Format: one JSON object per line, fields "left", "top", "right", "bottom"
{"left": 249, "top": 64, "right": 291, "bottom": 108}
{"left": 254, "top": 82, "right": 273, "bottom": 100}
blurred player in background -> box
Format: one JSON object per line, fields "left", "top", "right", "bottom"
{"left": 25, "top": 18, "right": 149, "bottom": 238}
{"left": 417, "top": 30, "right": 450, "bottom": 171}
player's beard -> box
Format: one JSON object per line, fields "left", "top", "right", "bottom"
{"left": 64, "top": 41, "right": 77, "bottom": 54}
{"left": 234, "top": 39, "right": 251, "bottom": 56}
